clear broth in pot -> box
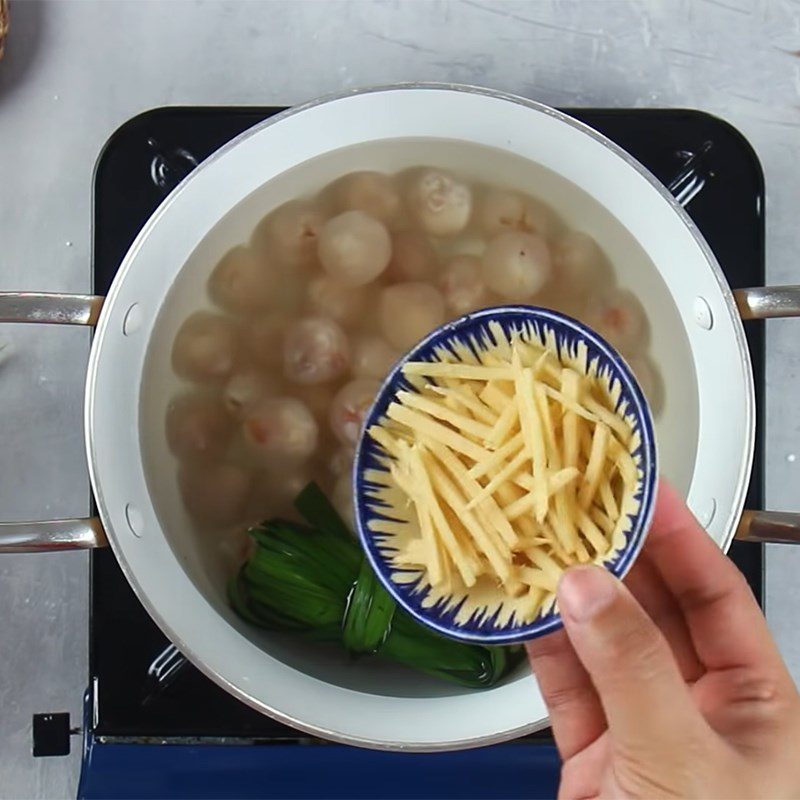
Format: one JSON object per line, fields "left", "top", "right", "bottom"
{"left": 140, "top": 138, "right": 696, "bottom": 694}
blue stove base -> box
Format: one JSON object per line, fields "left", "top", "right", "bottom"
{"left": 78, "top": 739, "right": 561, "bottom": 799}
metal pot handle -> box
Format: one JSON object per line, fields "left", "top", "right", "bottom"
{"left": 731, "top": 286, "right": 800, "bottom": 542}
{"left": 0, "top": 292, "right": 108, "bottom": 552}
{"left": 734, "top": 286, "right": 800, "bottom": 320}
{"left": 736, "top": 511, "right": 800, "bottom": 545}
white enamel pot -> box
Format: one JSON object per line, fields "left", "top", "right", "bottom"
{"left": 2, "top": 85, "right": 799, "bottom": 751}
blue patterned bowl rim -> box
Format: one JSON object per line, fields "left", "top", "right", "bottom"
{"left": 352, "top": 305, "right": 658, "bottom": 645}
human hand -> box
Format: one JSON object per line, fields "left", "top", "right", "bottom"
{"left": 526, "top": 481, "right": 800, "bottom": 800}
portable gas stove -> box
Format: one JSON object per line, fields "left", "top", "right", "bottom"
{"left": 41, "top": 106, "right": 764, "bottom": 799}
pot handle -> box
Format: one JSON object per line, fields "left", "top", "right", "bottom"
{"left": 734, "top": 286, "right": 800, "bottom": 320}
{"left": 0, "top": 292, "right": 108, "bottom": 553}
{"left": 0, "top": 291, "right": 104, "bottom": 325}
{"left": 732, "top": 284, "right": 800, "bottom": 544}
{"left": 736, "top": 511, "right": 800, "bottom": 545}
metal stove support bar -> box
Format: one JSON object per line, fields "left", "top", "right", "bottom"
{"left": 668, "top": 141, "right": 712, "bottom": 208}
{"left": 142, "top": 644, "right": 189, "bottom": 705}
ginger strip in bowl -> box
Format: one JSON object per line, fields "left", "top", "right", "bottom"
{"left": 363, "top": 319, "right": 646, "bottom": 628}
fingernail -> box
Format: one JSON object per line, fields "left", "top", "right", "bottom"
{"left": 558, "top": 566, "right": 617, "bottom": 623}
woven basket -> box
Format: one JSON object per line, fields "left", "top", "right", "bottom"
{"left": 0, "top": 0, "right": 8, "bottom": 61}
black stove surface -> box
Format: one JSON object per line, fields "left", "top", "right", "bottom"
{"left": 90, "top": 107, "right": 765, "bottom": 741}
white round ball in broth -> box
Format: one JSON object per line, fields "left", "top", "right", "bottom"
{"left": 329, "top": 171, "right": 402, "bottom": 226}
{"left": 439, "top": 255, "right": 490, "bottom": 316}
{"left": 242, "top": 396, "right": 319, "bottom": 464}
{"left": 408, "top": 169, "right": 472, "bottom": 237}
{"left": 443, "top": 234, "right": 487, "bottom": 260}
{"left": 530, "top": 282, "right": 584, "bottom": 321}
{"left": 273, "top": 263, "right": 315, "bottom": 315}
{"left": 207, "top": 246, "right": 278, "bottom": 313}
{"left": 385, "top": 229, "right": 438, "bottom": 282}
{"left": 553, "top": 231, "right": 603, "bottom": 292}
{"left": 329, "top": 445, "right": 354, "bottom": 478}
{"left": 379, "top": 282, "right": 446, "bottom": 351}
{"left": 329, "top": 378, "right": 380, "bottom": 446}
{"left": 166, "top": 393, "right": 233, "bottom": 463}
{"left": 283, "top": 316, "right": 350, "bottom": 385}
{"left": 217, "top": 528, "right": 256, "bottom": 574}
{"left": 480, "top": 189, "right": 556, "bottom": 239}
{"left": 179, "top": 463, "right": 252, "bottom": 527}
{"left": 626, "top": 354, "right": 662, "bottom": 413}
{"left": 306, "top": 274, "right": 368, "bottom": 328}
{"left": 172, "top": 312, "right": 239, "bottom": 384}
{"left": 584, "top": 288, "right": 647, "bottom": 356}
{"left": 318, "top": 210, "right": 392, "bottom": 287}
{"left": 245, "top": 313, "right": 288, "bottom": 371}
{"left": 332, "top": 473, "right": 355, "bottom": 530}
{"left": 223, "top": 370, "right": 281, "bottom": 419}
{"left": 252, "top": 200, "right": 326, "bottom": 269}
{"left": 246, "top": 467, "right": 312, "bottom": 525}
{"left": 481, "top": 231, "right": 552, "bottom": 300}
{"left": 351, "top": 334, "right": 400, "bottom": 380}
{"left": 292, "top": 382, "right": 336, "bottom": 425}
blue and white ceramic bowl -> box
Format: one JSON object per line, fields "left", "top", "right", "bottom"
{"left": 353, "top": 306, "right": 658, "bottom": 645}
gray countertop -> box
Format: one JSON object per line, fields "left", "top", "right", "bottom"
{"left": 1, "top": 0, "right": 799, "bottom": 796}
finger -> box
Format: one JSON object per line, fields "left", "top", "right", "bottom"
{"left": 646, "top": 480, "right": 786, "bottom": 675}
{"left": 692, "top": 664, "right": 790, "bottom": 740}
{"left": 526, "top": 629, "right": 605, "bottom": 759}
{"left": 558, "top": 565, "right": 698, "bottom": 746}
{"left": 624, "top": 555, "right": 704, "bottom": 682}
{"left": 557, "top": 735, "right": 607, "bottom": 800}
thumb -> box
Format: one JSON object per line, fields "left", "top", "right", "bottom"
{"left": 557, "top": 565, "right": 698, "bottom": 747}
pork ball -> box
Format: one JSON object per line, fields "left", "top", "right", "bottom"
{"left": 245, "top": 467, "right": 312, "bottom": 525}
{"left": 245, "top": 313, "right": 288, "bottom": 371}
{"left": 626, "top": 355, "right": 663, "bottom": 416}
{"left": 532, "top": 283, "right": 585, "bottom": 321}
{"left": 481, "top": 231, "right": 552, "bottom": 300}
{"left": 584, "top": 288, "right": 647, "bottom": 356}
{"left": 407, "top": 169, "right": 472, "bottom": 237}
{"left": 318, "top": 210, "right": 391, "bottom": 287}
{"left": 385, "top": 229, "right": 438, "bottom": 282}
{"left": 332, "top": 473, "right": 355, "bottom": 530}
{"left": 480, "top": 189, "right": 556, "bottom": 239}
{"left": 166, "top": 393, "right": 233, "bottom": 463}
{"left": 350, "top": 335, "right": 400, "bottom": 380}
{"left": 439, "top": 255, "right": 491, "bottom": 316}
{"left": 306, "top": 274, "right": 368, "bottom": 328}
{"left": 329, "top": 171, "right": 402, "bottom": 225}
{"left": 553, "top": 231, "right": 603, "bottom": 291}
{"left": 251, "top": 200, "right": 326, "bottom": 269}
{"left": 207, "top": 246, "right": 278, "bottom": 313}
{"left": 179, "top": 463, "right": 252, "bottom": 527}
{"left": 172, "top": 312, "right": 239, "bottom": 384}
{"left": 378, "top": 282, "right": 446, "bottom": 351}
{"left": 329, "top": 445, "right": 354, "bottom": 478}
{"left": 329, "top": 378, "right": 380, "bottom": 446}
{"left": 223, "top": 370, "right": 280, "bottom": 418}
{"left": 242, "top": 397, "right": 319, "bottom": 464}
{"left": 444, "top": 234, "right": 487, "bottom": 259}
{"left": 293, "top": 382, "right": 337, "bottom": 423}
{"left": 283, "top": 316, "right": 350, "bottom": 385}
